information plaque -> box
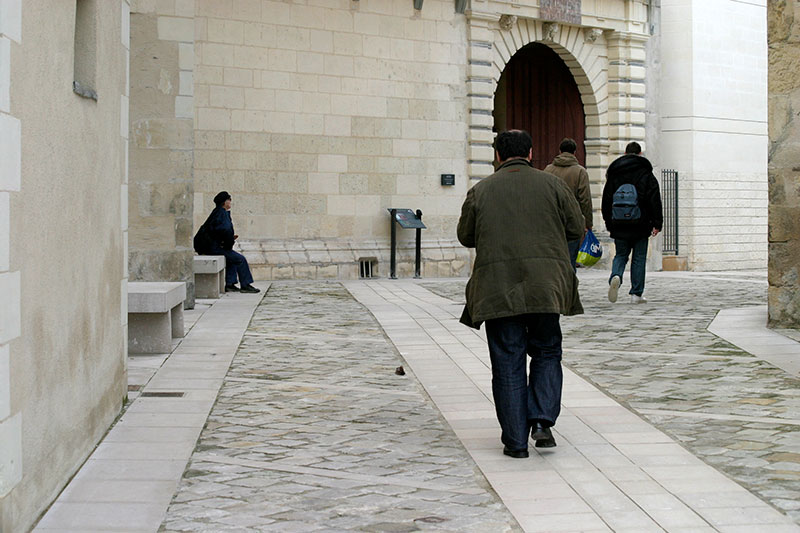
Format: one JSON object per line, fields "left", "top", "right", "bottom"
{"left": 390, "top": 208, "right": 427, "bottom": 229}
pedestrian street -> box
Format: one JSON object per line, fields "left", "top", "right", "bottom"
{"left": 34, "top": 271, "right": 800, "bottom": 532}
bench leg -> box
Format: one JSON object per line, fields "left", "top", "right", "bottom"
{"left": 195, "top": 273, "right": 221, "bottom": 298}
{"left": 170, "top": 304, "right": 184, "bottom": 338}
{"left": 128, "top": 313, "right": 172, "bottom": 354}
{"left": 219, "top": 269, "right": 226, "bottom": 294}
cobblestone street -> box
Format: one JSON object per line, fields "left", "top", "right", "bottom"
{"left": 35, "top": 272, "right": 800, "bottom": 532}
{"left": 422, "top": 270, "right": 800, "bottom": 524}
{"left": 160, "top": 282, "right": 519, "bottom": 532}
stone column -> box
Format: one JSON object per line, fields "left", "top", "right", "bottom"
{"left": 605, "top": 30, "right": 660, "bottom": 269}
{"left": 466, "top": 10, "right": 499, "bottom": 181}
{"left": 605, "top": 31, "right": 648, "bottom": 157}
{"left": 128, "top": 0, "right": 195, "bottom": 308}
{"left": 767, "top": 1, "right": 800, "bottom": 327}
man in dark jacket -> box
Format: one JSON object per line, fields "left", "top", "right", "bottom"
{"left": 543, "top": 138, "right": 593, "bottom": 270}
{"left": 194, "top": 191, "right": 260, "bottom": 293}
{"left": 601, "top": 142, "right": 662, "bottom": 304}
{"left": 458, "top": 130, "right": 584, "bottom": 457}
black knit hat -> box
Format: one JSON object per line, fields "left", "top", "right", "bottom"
{"left": 213, "top": 191, "right": 231, "bottom": 206}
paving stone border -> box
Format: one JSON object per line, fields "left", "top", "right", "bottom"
{"left": 420, "top": 273, "right": 800, "bottom": 523}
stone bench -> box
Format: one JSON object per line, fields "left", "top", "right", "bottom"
{"left": 128, "top": 282, "right": 186, "bottom": 354}
{"left": 193, "top": 255, "right": 226, "bottom": 298}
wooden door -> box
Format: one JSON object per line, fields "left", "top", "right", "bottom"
{"left": 496, "top": 43, "right": 586, "bottom": 169}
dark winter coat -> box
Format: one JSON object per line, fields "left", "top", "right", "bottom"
{"left": 457, "top": 158, "right": 585, "bottom": 329}
{"left": 194, "top": 206, "right": 235, "bottom": 255}
{"left": 602, "top": 154, "right": 663, "bottom": 241}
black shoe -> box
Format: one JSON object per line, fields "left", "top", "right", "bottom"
{"left": 240, "top": 285, "right": 260, "bottom": 293}
{"left": 503, "top": 446, "right": 529, "bottom": 459}
{"left": 532, "top": 422, "right": 557, "bottom": 448}
{"left": 225, "top": 284, "right": 240, "bottom": 292}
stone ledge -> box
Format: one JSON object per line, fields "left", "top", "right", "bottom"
{"left": 193, "top": 255, "right": 225, "bottom": 274}
{"left": 128, "top": 282, "right": 187, "bottom": 313}
{"left": 239, "top": 238, "right": 471, "bottom": 280}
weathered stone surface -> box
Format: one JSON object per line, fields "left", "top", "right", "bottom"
{"left": 160, "top": 283, "right": 520, "bottom": 532}
{"left": 769, "top": 1, "right": 800, "bottom": 327}
{"left": 768, "top": 205, "right": 800, "bottom": 243}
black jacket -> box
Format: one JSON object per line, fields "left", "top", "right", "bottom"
{"left": 194, "top": 206, "right": 234, "bottom": 255}
{"left": 602, "top": 154, "right": 663, "bottom": 241}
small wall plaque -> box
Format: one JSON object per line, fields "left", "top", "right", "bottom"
{"left": 441, "top": 174, "right": 455, "bottom": 186}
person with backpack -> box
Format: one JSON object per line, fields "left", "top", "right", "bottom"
{"left": 601, "top": 142, "right": 663, "bottom": 304}
{"left": 194, "top": 191, "right": 260, "bottom": 294}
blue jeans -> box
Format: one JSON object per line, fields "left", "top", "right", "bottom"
{"left": 567, "top": 239, "right": 581, "bottom": 272}
{"left": 223, "top": 250, "right": 254, "bottom": 287}
{"left": 485, "top": 314, "right": 563, "bottom": 451}
{"left": 610, "top": 237, "right": 649, "bottom": 296}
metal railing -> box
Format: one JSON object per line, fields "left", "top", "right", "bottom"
{"left": 661, "top": 169, "right": 679, "bottom": 255}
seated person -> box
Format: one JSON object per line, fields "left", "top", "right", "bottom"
{"left": 194, "top": 191, "right": 260, "bottom": 293}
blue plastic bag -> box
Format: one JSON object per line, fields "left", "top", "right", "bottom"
{"left": 576, "top": 229, "right": 602, "bottom": 267}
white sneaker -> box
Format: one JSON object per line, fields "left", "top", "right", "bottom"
{"left": 608, "top": 276, "right": 621, "bottom": 303}
{"left": 630, "top": 295, "right": 647, "bottom": 304}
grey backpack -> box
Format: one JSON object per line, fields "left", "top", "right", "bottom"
{"left": 611, "top": 183, "right": 641, "bottom": 222}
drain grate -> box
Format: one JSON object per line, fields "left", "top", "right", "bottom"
{"left": 140, "top": 391, "right": 185, "bottom": 398}
{"left": 359, "top": 257, "right": 377, "bottom": 278}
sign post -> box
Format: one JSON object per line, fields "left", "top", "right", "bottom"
{"left": 387, "top": 208, "right": 427, "bottom": 279}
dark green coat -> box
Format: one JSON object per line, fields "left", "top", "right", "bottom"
{"left": 457, "top": 159, "right": 585, "bottom": 328}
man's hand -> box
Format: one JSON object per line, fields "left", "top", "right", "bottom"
{"left": 651, "top": 228, "right": 660, "bottom": 236}
{"left": 234, "top": 234, "right": 239, "bottom": 240}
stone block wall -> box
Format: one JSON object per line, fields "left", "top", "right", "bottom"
{"left": 660, "top": 0, "right": 768, "bottom": 271}
{"left": 0, "top": 2, "right": 129, "bottom": 530}
{"left": 768, "top": 0, "right": 800, "bottom": 327}
{"left": 129, "top": 0, "right": 195, "bottom": 306}
{"left": 191, "top": 0, "right": 469, "bottom": 276}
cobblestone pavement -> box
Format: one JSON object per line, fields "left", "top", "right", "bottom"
{"left": 420, "top": 270, "right": 800, "bottom": 524}
{"left": 160, "top": 282, "right": 520, "bottom": 532}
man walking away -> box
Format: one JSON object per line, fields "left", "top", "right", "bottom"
{"left": 602, "top": 142, "right": 663, "bottom": 304}
{"left": 457, "top": 130, "right": 585, "bottom": 458}
{"left": 543, "top": 138, "right": 593, "bottom": 270}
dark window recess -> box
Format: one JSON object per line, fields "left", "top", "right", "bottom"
{"left": 73, "top": 0, "right": 98, "bottom": 100}
{"left": 359, "top": 258, "right": 377, "bottom": 278}
{"left": 661, "top": 169, "right": 679, "bottom": 255}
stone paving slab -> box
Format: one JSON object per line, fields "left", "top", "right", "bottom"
{"left": 420, "top": 270, "right": 800, "bottom": 525}
{"left": 160, "top": 282, "right": 520, "bottom": 533}
{"left": 33, "top": 286, "right": 269, "bottom": 532}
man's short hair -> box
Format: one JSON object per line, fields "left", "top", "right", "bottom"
{"left": 559, "top": 138, "right": 577, "bottom": 154}
{"left": 214, "top": 191, "right": 231, "bottom": 206}
{"left": 625, "top": 141, "right": 642, "bottom": 155}
{"left": 495, "top": 130, "right": 532, "bottom": 161}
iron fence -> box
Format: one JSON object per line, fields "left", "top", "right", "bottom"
{"left": 661, "top": 169, "right": 679, "bottom": 255}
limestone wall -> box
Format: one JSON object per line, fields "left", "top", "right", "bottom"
{"left": 0, "top": 1, "right": 129, "bottom": 530}
{"left": 660, "top": 0, "right": 768, "bottom": 271}
{"left": 768, "top": 0, "right": 800, "bottom": 326}
{"left": 191, "top": 0, "right": 471, "bottom": 279}
{"left": 129, "top": 0, "right": 195, "bottom": 305}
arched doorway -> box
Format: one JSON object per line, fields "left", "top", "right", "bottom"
{"left": 494, "top": 43, "right": 586, "bottom": 170}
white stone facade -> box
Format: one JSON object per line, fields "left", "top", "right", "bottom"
{"left": 1, "top": 2, "right": 129, "bottom": 531}
{"left": 175, "top": 0, "right": 655, "bottom": 278}
{"left": 0, "top": 0, "right": 22, "bottom": 506}
{"left": 659, "top": 0, "right": 768, "bottom": 271}
{"left": 191, "top": 0, "right": 472, "bottom": 279}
